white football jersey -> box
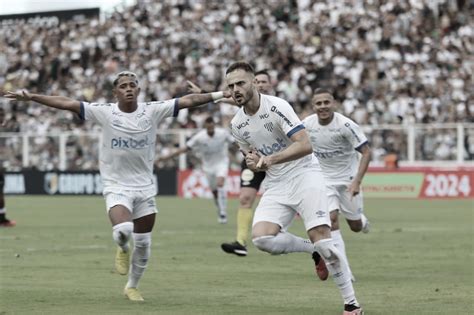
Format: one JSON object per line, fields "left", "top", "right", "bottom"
{"left": 186, "top": 127, "right": 234, "bottom": 172}
{"left": 303, "top": 112, "right": 368, "bottom": 185}
{"left": 231, "top": 94, "right": 313, "bottom": 182}
{"left": 80, "top": 100, "right": 178, "bottom": 190}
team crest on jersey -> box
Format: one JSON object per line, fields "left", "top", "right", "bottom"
{"left": 264, "top": 122, "right": 274, "bottom": 133}
{"left": 138, "top": 119, "right": 151, "bottom": 130}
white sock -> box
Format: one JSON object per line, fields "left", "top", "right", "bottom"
{"left": 112, "top": 222, "right": 133, "bottom": 253}
{"left": 126, "top": 232, "right": 152, "bottom": 289}
{"left": 314, "top": 238, "right": 358, "bottom": 306}
{"left": 216, "top": 187, "right": 227, "bottom": 217}
{"left": 331, "top": 230, "right": 353, "bottom": 277}
{"left": 253, "top": 232, "right": 314, "bottom": 254}
{"left": 0, "top": 207, "right": 5, "bottom": 214}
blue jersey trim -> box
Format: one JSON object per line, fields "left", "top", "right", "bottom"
{"left": 173, "top": 99, "right": 180, "bottom": 117}
{"left": 355, "top": 141, "right": 369, "bottom": 152}
{"left": 286, "top": 124, "right": 305, "bottom": 138}
{"left": 79, "top": 102, "right": 85, "bottom": 120}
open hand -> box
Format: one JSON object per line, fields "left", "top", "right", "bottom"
{"left": 4, "top": 90, "right": 32, "bottom": 102}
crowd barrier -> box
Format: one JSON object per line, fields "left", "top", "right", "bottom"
{"left": 6, "top": 167, "right": 472, "bottom": 199}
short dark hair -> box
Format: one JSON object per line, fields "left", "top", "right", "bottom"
{"left": 204, "top": 116, "right": 215, "bottom": 124}
{"left": 113, "top": 71, "right": 139, "bottom": 87}
{"left": 314, "top": 88, "right": 333, "bottom": 96}
{"left": 225, "top": 62, "right": 255, "bottom": 75}
{"left": 255, "top": 70, "right": 270, "bottom": 80}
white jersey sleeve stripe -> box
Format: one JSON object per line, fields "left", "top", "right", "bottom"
{"left": 286, "top": 124, "right": 305, "bottom": 138}
{"left": 355, "top": 140, "right": 369, "bottom": 152}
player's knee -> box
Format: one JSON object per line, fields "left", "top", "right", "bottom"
{"left": 133, "top": 232, "right": 151, "bottom": 249}
{"left": 252, "top": 235, "right": 282, "bottom": 254}
{"left": 112, "top": 221, "right": 133, "bottom": 246}
{"left": 239, "top": 194, "right": 254, "bottom": 208}
{"left": 314, "top": 238, "right": 339, "bottom": 263}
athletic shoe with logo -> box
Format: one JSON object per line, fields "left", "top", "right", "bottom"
{"left": 343, "top": 304, "right": 364, "bottom": 314}
{"left": 312, "top": 251, "right": 329, "bottom": 281}
{"left": 124, "top": 287, "right": 144, "bottom": 301}
{"left": 115, "top": 247, "right": 130, "bottom": 275}
{"left": 221, "top": 241, "right": 248, "bottom": 256}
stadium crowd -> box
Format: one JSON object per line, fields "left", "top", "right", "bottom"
{"left": 0, "top": 0, "right": 472, "bottom": 171}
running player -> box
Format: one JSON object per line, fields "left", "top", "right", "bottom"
{"left": 303, "top": 88, "right": 371, "bottom": 282}
{"left": 226, "top": 62, "right": 363, "bottom": 315}
{"left": 158, "top": 116, "right": 234, "bottom": 223}
{"left": 4, "top": 71, "right": 230, "bottom": 301}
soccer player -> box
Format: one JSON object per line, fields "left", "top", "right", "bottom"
{"left": 0, "top": 107, "right": 16, "bottom": 227}
{"left": 221, "top": 70, "right": 274, "bottom": 256}
{"left": 303, "top": 89, "right": 371, "bottom": 282}
{"left": 157, "top": 116, "right": 234, "bottom": 223}
{"left": 226, "top": 62, "right": 363, "bottom": 315}
{"left": 3, "top": 71, "right": 230, "bottom": 301}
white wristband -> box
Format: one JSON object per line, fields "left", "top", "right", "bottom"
{"left": 211, "top": 91, "right": 224, "bottom": 101}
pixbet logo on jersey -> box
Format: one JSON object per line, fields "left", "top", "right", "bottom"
{"left": 257, "top": 138, "right": 287, "bottom": 156}
{"left": 111, "top": 136, "right": 150, "bottom": 149}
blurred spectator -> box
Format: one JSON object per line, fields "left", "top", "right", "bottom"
{"left": 0, "top": 0, "right": 473, "bottom": 170}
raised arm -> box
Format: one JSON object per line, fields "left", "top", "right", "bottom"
{"left": 186, "top": 81, "right": 236, "bottom": 105}
{"left": 3, "top": 90, "right": 81, "bottom": 115}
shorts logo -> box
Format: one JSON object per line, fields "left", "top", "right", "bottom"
{"left": 264, "top": 122, "right": 274, "bottom": 133}
{"left": 315, "top": 210, "right": 326, "bottom": 218}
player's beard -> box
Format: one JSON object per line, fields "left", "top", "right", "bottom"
{"left": 235, "top": 88, "right": 254, "bottom": 107}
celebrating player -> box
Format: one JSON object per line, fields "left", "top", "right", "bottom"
{"left": 226, "top": 62, "right": 363, "bottom": 315}
{"left": 3, "top": 71, "right": 230, "bottom": 301}
{"left": 157, "top": 116, "right": 234, "bottom": 223}
{"left": 303, "top": 89, "right": 371, "bottom": 281}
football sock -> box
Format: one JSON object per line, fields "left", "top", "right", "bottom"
{"left": 112, "top": 222, "right": 133, "bottom": 253}
{"left": 331, "top": 230, "right": 353, "bottom": 276}
{"left": 0, "top": 207, "right": 6, "bottom": 221}
{"left": 126, "top": 232, "right": 151, "bottom": 289}
{"left": 253, "top": 232, "right": 314, "bottom": 254}
{"left": 216, "top": 187, "right": 227, "bottom": 217}
{"left": 314, "top": 238, "right": 358, "bottom": 306}
{"left": 236, "top": 207, "right": 253, "bottom": 246}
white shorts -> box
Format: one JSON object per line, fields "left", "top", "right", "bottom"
{"left": 253, "top": 170, "right": 330, "bottom": 231}
{"left": 327, "top": 184, "right": 364, "bottom": 221}
{"left": 104, "top": 187, "right": 157, "bottom": 220}
{"left": 203, "top": 163, "right": 228, "bottom": 190}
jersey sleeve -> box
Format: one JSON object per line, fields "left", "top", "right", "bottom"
{"left": 342, "top": 117, "right": 368, "bottom": 151}
{"left": 271, "top": 100, "right": 305, "bottom": 138}
{"left": 80, "top": 102, "right": 111, "bottom": 125}
{"left": 230, "top": 123, "right": 250, "bottom": 151}
{"left": 147, "top": 99, "right": 180, "bottom": 123}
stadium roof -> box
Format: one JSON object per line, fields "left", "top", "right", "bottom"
{"left": 0, "top": 0, "right": 135, "bottom": 15}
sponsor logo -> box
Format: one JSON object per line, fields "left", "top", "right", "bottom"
{"left": 236, "top": 120, "right": 249, "bottom": 130}
{"left": 111, "top": 136, "right": 150, "bottom": 149}
{"left": 259, "top": 113, "right": 269, "bottom": 119}
{"left": 257, "top": 138, "right": 287, "bottom": 156}
{"left": 264, "top": 122, "right": 274, "bottom": 133}
{"left": 270, "top": 106, "right": 294, "bottom": 127}
{"left": 313, "top": 150, "right": 345, "bottom": 159}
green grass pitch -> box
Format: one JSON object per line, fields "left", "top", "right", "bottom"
{"left": 0, "top": 196, "right": 472, "bottom": 314}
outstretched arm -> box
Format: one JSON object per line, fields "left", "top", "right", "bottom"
{"left": 186, "top": 81, "right": 236, "bottom": 105}
{"left": 3, "top": 90, "right": 81, "bottom": 115}
{"left": 156, "top": 147, "right": 189, "bottom": 165}
{"left": 178, "top": 90, "right": 231, "bottom": 109}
